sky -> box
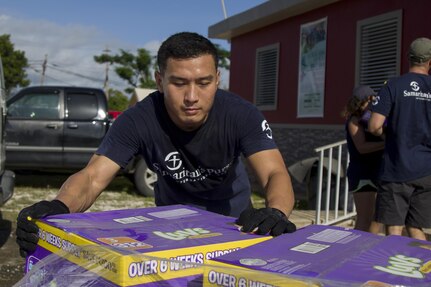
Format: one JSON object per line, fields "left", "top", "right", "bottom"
{"left": 0, "top": 0, "right": 267, "bottom": 94}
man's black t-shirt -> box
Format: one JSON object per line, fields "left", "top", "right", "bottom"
{"left": 371, "top": 73, "right": 431, "bottom": 182}
{"left": 97, "top": 89, "right": 277, "bottom": 216}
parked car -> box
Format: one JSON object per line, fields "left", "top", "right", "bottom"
{"left": 108, "top": 110, "right": 122, "bottom": 121}
{"left": 0, "top": 56, "right": 15, "bottom": 206}
{"left": 4, "top": 86, "right": 155, "bottom": 197}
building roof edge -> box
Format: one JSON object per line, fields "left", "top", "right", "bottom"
{"left": 208, "top": 0, "right": 341, "bottom": 40}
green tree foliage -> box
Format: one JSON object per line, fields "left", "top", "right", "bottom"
{"left": 107, "top": 89, "right": 129, "bottom": 111}
{"left": 0, "top": 34, "right": 30, "bottom": 95}
{"left": 94, "top": 42, "right": 230, "bottom": 94}
{"left": 214, "top": 44, "right": 230, "bottom": 70}
{"left": 94, "top": 48, "right": 156, "bottom": 94}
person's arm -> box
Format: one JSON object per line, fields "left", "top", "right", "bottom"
{"left": 56, "top": 154, "right": 121, "bottom": 212}
{"left": 16, "top": 154, "right": 121, "bottom": 257}
{"left": 368, "top": 112, "right": 386, "bottom": 136}
{"left": 235, "top": 149, "right": 296, "bottom": 236}
{"left": 246, "top": 149, "right": 294, "bottom": 217}
{"left": 348, "top": 117, "right": 384, "bottom": 154}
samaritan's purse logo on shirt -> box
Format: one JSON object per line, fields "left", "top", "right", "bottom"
{"left": 152, "top": 151, "right": 232, "bottom": 184}
{"left": 410, "top": 81, "right": 420, "bottom": 91}
{"left": 261, "top": 120, "right": 273, "bottom": 139}
{"left": 403, "top": 81, "right": 431, "bottom": 101}
{"left": 165, "top": 152, "right": 182, "bottom": 171}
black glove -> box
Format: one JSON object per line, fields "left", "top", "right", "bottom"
{"left": 236, "top": 207, "right": 296, "bottom": 236}
{"left": 16, "top": 199, "right": 69, "bottom": 257}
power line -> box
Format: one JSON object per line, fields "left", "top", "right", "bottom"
{"left": 43, "top": 73, "right": 75, "bottom": 85}
{"left": 48, "top": 63, "right": 126, "bottom": 87}
{"left": 28, "top": 60, "right": 44, "bottom": 64}
{"left": 28, "top": 65, "right": 127, "bottom": 90}
{"left": 47, "top": 64, "right": 104, "bottom": 83}
{"left": 27, "top": 59, "right": 129, "bottom": 90}
{"left": 28, "top": 66, "right": 73, "bottom": 85}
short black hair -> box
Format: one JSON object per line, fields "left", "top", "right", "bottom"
{"left": 157, "top": 32, "right": 219, "bottom": 73}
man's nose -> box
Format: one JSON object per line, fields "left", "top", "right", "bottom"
{"left": 184, "top": 84, "right": 198, "bottom": 103}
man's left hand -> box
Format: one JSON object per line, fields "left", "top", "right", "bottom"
{"left": 236, "top": 207, "right": 296, "bottom": 236}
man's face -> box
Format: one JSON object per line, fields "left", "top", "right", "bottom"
{"left": 155, "top": 54, "right": 220, "bottom": 131}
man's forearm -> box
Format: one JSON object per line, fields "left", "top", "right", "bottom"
{"left": 368, "top": 112, "right": 386, "bottom": 136}
{"left": 265, "top": 172, "right": 295, "bottom": 217}
{"left": 55, "top": 171, "right": 97, "bottom": 213}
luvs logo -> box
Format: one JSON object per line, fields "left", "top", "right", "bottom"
{"left": 374, "top": 254, "right": 424, "bottom": 279}
{"left": 153, "top": 227, "right": 210, "bottom": 240}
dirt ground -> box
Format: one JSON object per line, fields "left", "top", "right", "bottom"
{"left": 0, "top": 172, "right": 155, "bottom": 287}
{"left": 0, "top": 209, "right": 23, "bottom": 287}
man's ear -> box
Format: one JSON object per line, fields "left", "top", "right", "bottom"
{"left": 155, "top": 71, "right": 164, "bottom": 93}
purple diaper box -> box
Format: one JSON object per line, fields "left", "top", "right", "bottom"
{"left": 204, "top": 225, "right": 431, "bottom": 287}
{"left": 18, "top": 205, "right": 271, "bottom": 287}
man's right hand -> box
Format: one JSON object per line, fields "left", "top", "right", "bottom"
{"left": 236, "top": 207, "right": 296, "bottom": 236}
{"left": 16, "top": 200, "right": 69, "bottom": 258}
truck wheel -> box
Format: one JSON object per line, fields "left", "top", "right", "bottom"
{"left": 133, "top": 159, "right": 156, "bottom": 197}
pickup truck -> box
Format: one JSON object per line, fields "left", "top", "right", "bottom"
{"left": 0, "top": 56, "right": 15, "bottom": 206}
{"left": 5, "top": 85, "right": 155, "bottom": 197}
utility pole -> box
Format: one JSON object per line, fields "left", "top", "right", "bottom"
{"left": 221, "top": 0, "right": 227, "bottom": 19}
{"left": 103, "top": 46, "right": 111, "bottom": 98}
{"left": 40, "top": 54, "right": 47, "bottom": 86}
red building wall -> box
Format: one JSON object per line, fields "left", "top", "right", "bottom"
{"left": 229, "top": 0, "right": 431, "bottom": 125}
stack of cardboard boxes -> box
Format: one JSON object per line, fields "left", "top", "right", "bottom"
{"left": 23, "top": 205, "right": 271, "bottom": 286}
{"left": 22, "top": 206, "right": 431, "bottom": 287}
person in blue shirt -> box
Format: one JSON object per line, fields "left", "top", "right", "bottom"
{"left": 369, "top": 37, "right": 431, "bottom": 240}
{"left": 16, "top": 32, "right": 296, "bottom": 257}
{"left": 344, "top": 85, "right": 384, "bottom": 234}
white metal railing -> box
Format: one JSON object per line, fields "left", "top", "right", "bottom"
{"left": 314, "top": 140, "right": 356, "bottom": 225}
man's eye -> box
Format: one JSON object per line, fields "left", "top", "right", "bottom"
{"left": 198, "top": 81, "right": 211, "bottom": 86}
{"left": 173, "top": 82, "right": 186, "bottom": 86}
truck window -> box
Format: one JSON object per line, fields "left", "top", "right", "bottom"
{"left": 7, "top": 93, "right": 60, "bottom": 119}
{"left": 66, "top": 93, "right": 99, "bottom": 120}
